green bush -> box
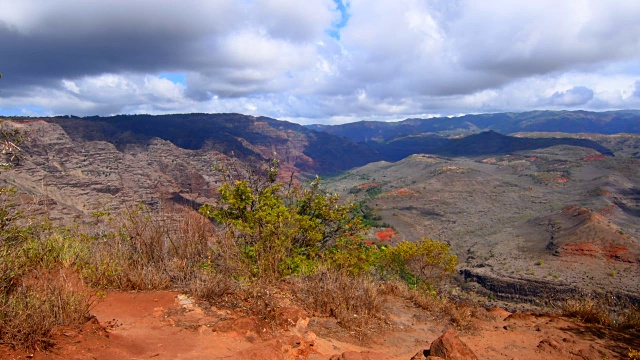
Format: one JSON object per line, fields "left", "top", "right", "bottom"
{"left": 382, "top": 238, "right": 458, "bottom": 289}
{"left": 199, "top": 159, "right": 365, "bottom": 280}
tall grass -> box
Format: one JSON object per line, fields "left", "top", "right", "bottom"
{"left": 0, "top": 190, "right": 94, "bottom": 349}
{"left": 562, "top": 296, "right": 640, "bottom": 332}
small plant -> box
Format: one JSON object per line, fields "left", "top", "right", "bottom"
{"left": 381, "top": 238, "right": 457, "bottom": 289}
{"left": 608, "top": 269, "right": 617, "bottom": 277}
{"left": 562, "top": 298, "right": 611, "bottom": 326}
{"left": 535, "top": 259, "right": 544, "bottom": 266}
{"left": 293, "top": 267, "right": 382, "bottom": 333}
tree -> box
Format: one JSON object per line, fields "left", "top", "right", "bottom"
{"left": 199, "top": 159, "right": 365, "bottom": 279}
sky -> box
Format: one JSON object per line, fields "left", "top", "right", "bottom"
{"left": 1, "top": 0, "right": 640, "bottom": 124}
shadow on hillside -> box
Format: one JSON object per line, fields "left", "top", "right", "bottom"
{"left": 560, "top": 323, "right": 639, "bottom": 357}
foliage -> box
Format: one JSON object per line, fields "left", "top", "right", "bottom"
{"left": 82, "top": 204, "right": 212, "bottom": 290}
{"left": 382, "top": 238, "right": 458, "bottom": 289}
{"left": 0, "top": 188, "right": 93, "bottom": 349}
{"left": 0, "top": 121, "right": 24, "bottom": 168}
{"left": 352, "top": 200, "right": 388, "bottom": 228}
{"left": 199, "top": 159, "right": 365, "bottom": 280}
{"left": 293, "top": 267, "right": 382, "bottom": 334}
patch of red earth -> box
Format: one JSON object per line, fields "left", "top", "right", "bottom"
{"left": 376, "top": 228, "right": 396, "bottom": 241}
{"left": 561, "top": 205, "right": 589, "bottom": 216}
{"left": 552, "top": 177, "right": 568, "bottom": 183}
{"left": 560, "top": 242, "right": 635, "bottom": 262}
{"left": 561, "top": 242, "right": 600, "bottom": 257}
{"left": 357, "top": 183, "right": 380, "bottom": 189}
{"left": 384, "top": 188, "right": 416, "bottom": 196}
{"left": 583, "top": 154, "right": 606, "bottom": 162}
{"left": 597, "top": 204, "right": 617, "bottom": 217}
{"left": 3, "top": 291, "right": 638, "bottom": 360}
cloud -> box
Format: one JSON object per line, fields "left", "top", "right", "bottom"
{"left": 547, "top": 86, "right": 595, "bottom": 106}
{"left": 1, "top": 0, "right": 640, "bottom": 123}
{"left": 634, "top": 81, "right": 640, "bottom": 98}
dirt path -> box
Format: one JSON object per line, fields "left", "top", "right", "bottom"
{"left": 1, "top": 291, "right": 637, "bottom": 359}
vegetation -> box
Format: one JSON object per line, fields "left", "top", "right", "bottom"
{"left": 199, "top": 159, "right": 366, "bottom": 280}
{"left": 0, "top": 188, "right": 93, "bottom": 349}
{"left": 0, "top": 154, "right": 461, "bottom": 349}
{"left": 562, "top": 296, "right": 640, "bottom": 332}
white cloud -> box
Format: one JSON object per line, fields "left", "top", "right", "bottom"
{"left": 1, "top": 0, "right": 640, "bottom": 123}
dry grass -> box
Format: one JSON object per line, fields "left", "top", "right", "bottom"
{"left": 562, "top": 298, "right": 611, "bottom": 326}
{"left": 83, "top": 205, "right": 213, "bottom": 290}
{"left": 381, "top": 280, "right": 482, "bottom": 331}
{"left": 618, "top": 304, "right": 640, "bottom": 332}
{"left": 561, "top": 296, "right": 640, "bottom": 331}
{"left": 293, "top": 268, "right": 383, "bottom": 332}
{"left": 0, "top": 272, "right": 93, "bottom": 350}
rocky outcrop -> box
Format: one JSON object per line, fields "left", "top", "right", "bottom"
{"left": 426, "top": 330, "right": 478, "bottom": 360}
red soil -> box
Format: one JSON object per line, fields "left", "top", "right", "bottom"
{"left": 583, "top": 154, "right": 606, "bottom": 162}
{"left": 357, "top": 183, "right": 380, "bottom": 189}
{"left": 376, "top": 228, "right": 396, "bottom": 241}
{"left": 384, "top": 188, "right": 416, "bottom": 196}
{"left": 2, "top": 291, "right": 637, "bottom": 359}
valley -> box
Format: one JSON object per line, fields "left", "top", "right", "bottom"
{"left": 325, "top": 144, "right": 640, "bottom": 306}
{"left": 1, "top": 113, "right": 639, "bottom": 308}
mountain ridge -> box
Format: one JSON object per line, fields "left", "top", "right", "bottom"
{"left": 307, "top": 109, "right": 640, "bottom": 143}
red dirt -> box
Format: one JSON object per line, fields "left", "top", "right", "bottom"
{"left": 583, "top": 154, "right": 606, "bottom": 162}
{"left": 555, "top": 206, "right": 638, "bottom": 263}
{"left": 384, "top": 188, "right": 416, "bottom": 196}
{"left": 357, "top": 183, "right": 380, "bottom": 189}
{"left": 1, "top": 291, "right": 637, "bottom": 359}
{"left": 376, "top": 228, "right": 396, "bottom": 241}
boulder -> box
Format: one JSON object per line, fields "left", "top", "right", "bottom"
{"left": 428, "top": 330, "right": 478, "bottom": 360}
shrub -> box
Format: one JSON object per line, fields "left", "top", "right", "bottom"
{"left": 293, "top": 267, "right": 382, "bottom": 333}
{"left": 0, "top": 188, "right": 93, "bottom": 349}
{"left": 199, "top": 159, "right": 365, "bottom": 280}
{"left": 381, "top": 238, "right": 457, "bottom": 289}
{"left": 0, "top": 274, "right": 93, "bottom": 350}
{"left": 562, "top": 298, "right": 611, "bottom": 326}
{"left": 83, "top": 204, "right": 213, "bottom": 290}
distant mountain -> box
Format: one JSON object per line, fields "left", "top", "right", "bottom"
{"left": 0, "top": 112, "right": 620, "bottom": 222}
{"left": 48, "top": 113, "right": 614, "bottom": 169}
{"left": 368, "top": 131, "right": 613, "bottom": 162}
{"left": 307, "top": 110, "right": 640, "bottom": 143}
{"left": 435, "top": 130, "right": 614, "bottom": 157}
{"left": 49, "top": 113, "right": 381, "bottom": 175}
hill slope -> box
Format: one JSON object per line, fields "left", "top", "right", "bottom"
{"left": 308, "top": 110, "right": 640, "bottom": 142}
{"left": 325, "top": 141, "right": 640, "bottom": 303}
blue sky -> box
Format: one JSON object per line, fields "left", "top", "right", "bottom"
{"left": 1, "top": 0, "right": 640, "bottom": 124}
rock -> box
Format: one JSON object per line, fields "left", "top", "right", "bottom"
{"left": 275, "top": 306, "right": 308, "bottom": 327}
{"left": 428, "top": 330, "right": 478, "bottom": 360}
{"left": 488, "top": 307, "right": 512, "bottom": 320}
{"left": 410, "top": 349, "right": 445, "bottom": 360}
{"left": 504, "top": 311, "right": 536, "bottom": 322}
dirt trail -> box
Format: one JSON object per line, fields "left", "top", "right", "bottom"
{"left": 1, "top": 291, "right": 637, "bottom": 359}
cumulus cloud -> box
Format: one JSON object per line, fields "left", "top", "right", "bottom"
{"left": 547, "top": 86, "right": 595, "bottom": 106}
{"left": 0, "top": 0, "right": 639, "bottom": 123}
